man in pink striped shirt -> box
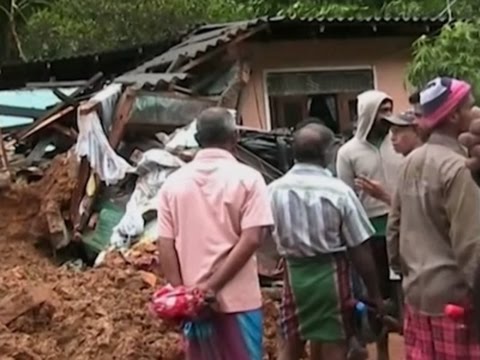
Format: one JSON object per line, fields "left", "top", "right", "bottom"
{"left": 157, "top": 107, "right": 273, "bottom": 360}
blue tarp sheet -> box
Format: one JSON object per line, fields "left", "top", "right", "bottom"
{"left": 0, "top": 87, "right": 77, "bottom": 129}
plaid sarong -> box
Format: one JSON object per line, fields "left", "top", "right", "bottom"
{"left": 280, "top": 253, "right": 353, "bottom": 342}
{"left": 404, "top": 304, "right": 480, "bottom": 360}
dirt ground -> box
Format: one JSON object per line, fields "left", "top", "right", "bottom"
{"left": 0, "top": 155, "right": 405, "bottom": 359}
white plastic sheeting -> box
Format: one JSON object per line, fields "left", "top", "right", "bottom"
{"left": 75, "top": 84, "right": 135, "bottom": 185}
{"left": 165, "top": 119, "right": 198, "bottom": 151}
{"left": 75, "top": 109, "right": 135, "bottom": 185}
{"left": 110, "top": 149, "right": 183, "bottom": 249}
{"left": 164, "top": 109, "right": 237, "bottom": 151}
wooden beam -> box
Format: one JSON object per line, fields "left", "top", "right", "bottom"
{"left": 0, "top": 128, "right": 9, "bottom": 172}
{"left": 17, "top": 72, "right": 104, "bottom": 140}
{"left": 170, "top": 85, "right": 193, "bottom": 95}
{"left": 53, "top": 89, "right": 77, "bottom": 105}
{"left": 51, "top": 123, "right": 77, "bottom": 139}
{"left": 166, "top": 54, "right": 186, "bottom": 73}
{"left": 178, "top": 24, "right": 268, "bottom": 73}
{"left": 20, "top": 106, "right": 76, "bottom": 139}
{"left": 26, "top": 80, "right": 88, "bottom": 88}
{"left": 217, "top": 61, "right": 251, "bottom": 109}
{"left": 0, "top": 104, "right": 44, "bottom": 118}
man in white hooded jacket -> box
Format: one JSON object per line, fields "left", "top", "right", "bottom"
{"left": 336, "top": 90, "right": 403, "bottom": 360}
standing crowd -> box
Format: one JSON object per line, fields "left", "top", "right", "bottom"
{"left": 156, "top": 76, "right": 480, "bottom": 360}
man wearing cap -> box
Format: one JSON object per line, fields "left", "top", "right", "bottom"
{"left": 355, "top": 111, "right": 426, "bottom": 205}
{"left": 337, "top": 90, "right": 403, "bottom": 360}
{"left": 387, "top": 77, "right": 480, "bottom": 359}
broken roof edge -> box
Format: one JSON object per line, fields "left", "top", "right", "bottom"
{"left": 192, "top": 15, "right": 449, "bottom": 34}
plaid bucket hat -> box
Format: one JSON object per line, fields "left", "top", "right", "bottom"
{"left": 418, "top": 77, "right": 471, "bottom": 129}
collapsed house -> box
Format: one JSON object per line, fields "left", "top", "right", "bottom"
{"left": 0, "top": 16, "right": 446, "bottom": 269}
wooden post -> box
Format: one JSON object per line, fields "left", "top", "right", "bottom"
{"left": 0, "top": 127, "right": 9, "bottom": 172}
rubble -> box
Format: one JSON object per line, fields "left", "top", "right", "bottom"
{"left": 0, "top": 186, "right": 280, "bottom": 360}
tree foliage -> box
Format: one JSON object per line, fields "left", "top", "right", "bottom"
{"left": 0, "top": 0, "right": 479, "bottom": 97}
{"left": 0, "top": 0, "right": 50, "bottom": 61}
{"left": 407, "top": 21, "right": 480, "bottom": 94}
{"left": 21, "top": 0, "right": 249, "bottom": 60}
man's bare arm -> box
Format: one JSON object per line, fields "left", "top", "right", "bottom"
{"left": 348, "top": 242, "right": 383, "bottom": 304}
{"left": 355, "top": 177, "right": 391, "bottom": 205}
{"left": 386, "top": 188, "right": 401, "bottom": 275}
{"left": 206, "top": 227, "right": 267, "bottom": 293}
{"left": 158, "top": 237, "right": 183, "bottom": 286}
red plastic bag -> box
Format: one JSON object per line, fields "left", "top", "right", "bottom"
{"left": 150, "top": 284, "right": 207, "bottom": 321}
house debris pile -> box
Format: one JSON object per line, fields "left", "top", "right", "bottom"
{"left": 0, "top": 199, "right": 280, "bottom": 358}
{"left": 0, "top": 20, "right": 294, "bottom": 359}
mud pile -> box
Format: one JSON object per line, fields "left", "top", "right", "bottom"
{"left": 0, "top": 163, "right": 280, "bottom": 359}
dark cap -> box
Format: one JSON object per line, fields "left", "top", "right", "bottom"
{"left": 383, "top": 111, "right": 416, "bottom": 127}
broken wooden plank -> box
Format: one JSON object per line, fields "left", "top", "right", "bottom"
{"left": 51, "top": 123, "right": 78, "bottom": 140}
{"left": 19, "top": 106, "right": 76, "bottom": 140}
{"left": 217, "top": 61, "right": 251, "bottom": 109}
{"left": 0, "top": 128, "right": 9, "bottom": 173}
{"left": 70, "top": 159, "right": 91, "bottom": 230}
{"left": 169, "top": 85, "right": 193, "bottom": 95}
{"left": 0, "top": 104, "right": 45, "bottom": 118}
{"left": 0, "top": 285, "right": 55, "bottom": 326}
{"left": 53, "top": 89, "right": 77, "bottom": 105}
{"left": 17, "top": 72, "right": 104, "bottom": 140}
{"left": 166, "top": 54, "right": 186, "bottom": 73}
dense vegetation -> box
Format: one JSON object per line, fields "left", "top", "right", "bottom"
{"left": 1, "top": 0, "right": 480, "bottom": 90}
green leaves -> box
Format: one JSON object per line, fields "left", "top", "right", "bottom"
{"left": 407, "top": 20, "right": 480, "bottom": 97}
{"left": 2, "top": 0, "right": 480, "bottom": 64}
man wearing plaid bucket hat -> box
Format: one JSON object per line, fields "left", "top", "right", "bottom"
{"left": 387, "top": 77, "right": 480, "bottom": 359}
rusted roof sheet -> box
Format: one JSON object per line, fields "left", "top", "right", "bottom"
{"left": 115, "top": 73, "right": 189, "bottom": 87}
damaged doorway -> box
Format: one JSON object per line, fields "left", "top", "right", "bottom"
{"left": 265, "top": 68, "right": 374, "bottom": 135}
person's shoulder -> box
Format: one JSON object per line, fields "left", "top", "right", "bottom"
{"left": 226, "top": 161, "right": 266, "bottom": 192}
{"left": 267, "top": 174, "right": 288, "bottom": 192}
{"left": 316, "top": 175, "right": 353, "bottom": 198}
{"left": 161, "top": 163, "right": 193, "bottom": 189}
{"left": 337, "top": 138, "right": 359, "bottom": 156}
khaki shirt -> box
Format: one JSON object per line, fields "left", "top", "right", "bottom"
{"left": 387, "top": 133, "right": 480, "bottom": 315}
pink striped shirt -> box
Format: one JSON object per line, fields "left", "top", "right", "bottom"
{"left": 157, "top": 149, "right": 273, "bottom": 313}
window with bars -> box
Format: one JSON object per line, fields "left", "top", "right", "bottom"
{"left": 266, "top": 69, "right": 374, "bottom": 96}
{"left": 266, "top": 69, "right": 374, "bottom": 132}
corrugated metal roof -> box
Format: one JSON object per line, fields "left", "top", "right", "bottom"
{"left": 130, "top": 19, "right": 266, "bottom": 73}
{"left": 128, "top": 15, "right": 446, "bottom": 74}
{"left": 115, "top": 73, "right": 188, "bottom": 87}
{"left": 268, "top": 15, "right": 448, "bottom": 24}
{"left": 117, "top": 15, "right": 448, "bottom": 88}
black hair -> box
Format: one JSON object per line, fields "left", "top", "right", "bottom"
{"left": 409, "top": 91, "right": 420, "bottom": 105}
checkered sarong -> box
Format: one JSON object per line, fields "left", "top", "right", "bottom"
{"left": 404, "top": 304, "right": 480, "bottom": 360}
